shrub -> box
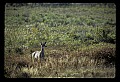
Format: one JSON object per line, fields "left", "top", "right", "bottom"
{"left": 15, "top": 47, "right": 24, "bottom": 55}
{"left": 94, "top": 47, "right": 115, "bottom": 67}
{"left": 95, "top": 26, "right": 116, "bottom": 44}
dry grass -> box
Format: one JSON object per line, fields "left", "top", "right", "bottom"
{"left": 4, "top": 43, "right": 115, "bottom": 78}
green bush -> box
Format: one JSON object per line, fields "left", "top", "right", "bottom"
{"left": 15, "top": 47, "right": 24, "bottom": 55}
{"left": 5, "top": 4, "right": 116, "bottom": 53}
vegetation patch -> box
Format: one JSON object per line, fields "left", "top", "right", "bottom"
{"left": 4, "top": 3, "right": 116, "bottom": 78}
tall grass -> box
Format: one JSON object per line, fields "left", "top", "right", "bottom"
{"left": 4, "top": 43, "right": 115, "bottom": 78}
{"left": 4, "top": 3, "right": 116, "bottom": 78}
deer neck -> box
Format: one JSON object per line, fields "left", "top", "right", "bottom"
{"left": 41, "top": 46, "right": 44, "bottom": 53}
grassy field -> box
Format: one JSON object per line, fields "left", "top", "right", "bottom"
{"left": 4, "top": 3, "right": 116, "bottom": 78}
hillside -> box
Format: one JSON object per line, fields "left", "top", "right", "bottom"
{"left": 4, "top": 3, "right": 116, "bottom": 78}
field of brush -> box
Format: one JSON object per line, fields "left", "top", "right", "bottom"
{"left": 4, "top": 3, "right": 116, "bottom": 78}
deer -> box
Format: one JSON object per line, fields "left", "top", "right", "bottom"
{"left": 31, "top": 42, "right": 47, "bottom": 62}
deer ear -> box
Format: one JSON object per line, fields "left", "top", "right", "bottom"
{"left": 44, "top": 42, "right": 46, "bottom": 44}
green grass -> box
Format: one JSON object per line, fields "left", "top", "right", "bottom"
{"left": 4, "top": 3, "right": 116, "bottom": 78}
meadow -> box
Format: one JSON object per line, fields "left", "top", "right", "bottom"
{"left": 4, "top": 3, "right": 116, "bottom": 78}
